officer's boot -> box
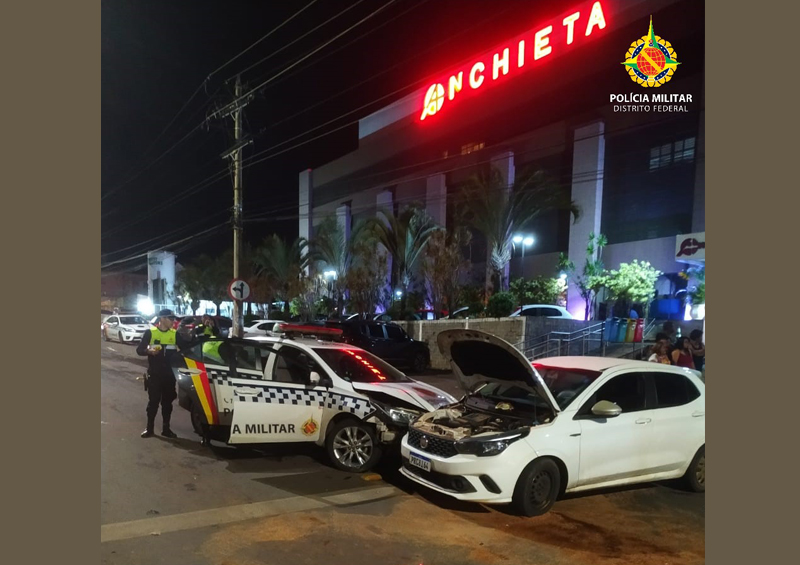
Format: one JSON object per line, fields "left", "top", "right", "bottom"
{"left": 141, "top": 416, "right": 155, "bottom": 438}
{"left": 161, "top": 413, "right": 178, "bottom": 439}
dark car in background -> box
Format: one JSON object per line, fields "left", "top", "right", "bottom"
{"left": 326, "top": 320, "right": 430, "bottom": 373}
{"left": 177, "top": 315, "right": 232, "bottom": 338}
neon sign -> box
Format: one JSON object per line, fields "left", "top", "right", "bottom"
{"left": 419, "top": 1, "right": 609, "bottom": 121}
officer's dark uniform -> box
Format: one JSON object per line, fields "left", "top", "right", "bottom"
{"left": 137, "top": 310, "right": 180, "bottom": 438}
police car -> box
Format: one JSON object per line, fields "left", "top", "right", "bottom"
{"left": 175, "top": 324, "right": 457, "bottom": 472}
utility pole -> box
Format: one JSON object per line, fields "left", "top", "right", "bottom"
{"left": 215, "top": 75, "right": 253, "bottom": 338}
{"left": 232, "top": 76, "right": 244, "bottom": 338}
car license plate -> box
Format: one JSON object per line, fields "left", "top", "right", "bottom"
{"left": 409, "top": 452, "right": 431, "bottom": 472}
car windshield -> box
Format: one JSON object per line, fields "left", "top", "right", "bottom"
{"left": 313, "top": 348, "right": 411, "bottom": 383}
{"left": 119, "top": 316, "right": 147, "bottom": 325}
{"left": 534, "top": 365, "right": 602, "bottom": 409}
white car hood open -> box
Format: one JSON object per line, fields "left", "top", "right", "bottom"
{"left": 436, "top": 329, "right": 560, "bottom": 413}
{"left": 351, "top": 380, "right": 457, "bottom": 412}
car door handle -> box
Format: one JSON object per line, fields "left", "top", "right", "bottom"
{"left": 234, "top": 388, "right": 259, "bottom": 395}
{"left": 178, "top": 368, "right": 202, "bottom": 375}
{"left": 692, "top": 411, "right": 705, "bottom": 417}
{"left": 635, "top": 418, "right": 652, "bottom": 425}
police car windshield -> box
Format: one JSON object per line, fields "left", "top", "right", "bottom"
{"left": 119, "top": 316, "right": 147, "bottom": 325}
{"left": 314, "top": 349, "right": 410, "bottom": 383}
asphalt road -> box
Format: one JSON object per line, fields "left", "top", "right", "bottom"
{"left": 101, "top": 337, "right": 705, "bottom": 565}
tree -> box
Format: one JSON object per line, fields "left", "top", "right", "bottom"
{"left": 176, "top": 254, "right": 228, "bottom": 314}
{"left": 423, "top": 226, "right": 472, "bottom": 315}
{"left": 601, "top": 260, "right": 662, "bottom": 318}
{"left": 560, "top": 232, "right": 608, "bottom": 320}
{"left": 459, "top": 166, "right": 579, "bottom": 298}
{"left": 308, "top": 216, "right": 361, "bottom": 317}
{"left": 345, "top": 239, "right": 390, "bottom": 318}
{"left": 362, "top": 204, "right": 440, "bottom": 318}
{"left": 252, "top": 235, "right": 309, "bottom": 313}
{"left": 509, "top": 276, "right": 561, "bottom": 307}
{"left": 486, "top": 291, "right": 516, "bottom": 318}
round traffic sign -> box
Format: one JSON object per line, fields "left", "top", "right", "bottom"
{"left": 227, "top": 279, "right": 251, "bottom": 302}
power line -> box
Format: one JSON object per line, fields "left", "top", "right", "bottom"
{"left": 211, "top": 0, "right": 398, "bottom": 120}
{"left": 228, "top": 0, "right": 369, "bottom": 82}
{"left": 100, "top": 223, "right": 229, "bottom": 269}
{"left": 209, "top": 0, "right": 321, "bottom": 80}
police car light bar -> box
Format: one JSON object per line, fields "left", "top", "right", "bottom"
{"left": 275, "top": 323, "right": 343, "bottom": 340}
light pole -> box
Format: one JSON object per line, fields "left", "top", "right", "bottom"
{"left": 512, "top": 234, "right": 535, "bottom": 278}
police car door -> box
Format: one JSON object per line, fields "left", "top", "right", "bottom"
{"left": 229, "top": 343, "right": 326, "bottom": 444}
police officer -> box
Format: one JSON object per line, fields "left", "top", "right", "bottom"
{"left": 137, "top": 308, "right": 180, "bottom": 439}
{"left": 194, "top": 314, "right": 221, "bottom": 339}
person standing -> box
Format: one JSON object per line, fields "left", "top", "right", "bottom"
{"left": 194, "top": 314, "right": 221, "bottom": 338}
{"left": 689, "top": 329, "right": 705, "bottom": 372}
{"left": 671, "top": 337, "right": 696, "bottom": 369}
{"left": 137, "top": 309, "right": 180, "bottom": 439}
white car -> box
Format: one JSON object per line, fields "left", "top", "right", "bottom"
{"left": 102, "top": 315, "right": 151, "bottom": 343}
{"left": 176, "top": 324, "right": 457, "bottom": 472}
{"left": 510, "top": 304, "right": 573, "bottom": 319}
{"left": 243, "top": 319, "right": 283, "bottom": 337}
{"left": 400, "top": 329, "right": 705, "bottom": 516}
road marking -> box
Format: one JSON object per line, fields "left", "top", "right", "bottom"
{"left": 101, "top": 486, "right": 402, "bottom": 543}
{"left": 107, "top": 347, "right": 117, "bottom": 352}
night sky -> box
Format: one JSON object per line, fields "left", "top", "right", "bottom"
{"left": 101, "top": 0, "right": 599, "bottom": 271}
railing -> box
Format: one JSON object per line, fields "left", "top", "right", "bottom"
{"left": 515, "top": 321, "right": 608, "bottom": 361}
{"left": 516, "top": 318, "right": 659, "bottom": 361}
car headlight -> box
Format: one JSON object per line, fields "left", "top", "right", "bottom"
{"left": 387, "top": 407, "right": 421, "bottom": 425}
{"left": 454, "top": 428, "right": 530, "bottom": 457}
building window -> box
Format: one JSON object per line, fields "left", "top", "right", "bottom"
{"left": 649, "top": 137, "right": 695, "bottom": 171}
{"left": 461, "top": 142, "right": 485, "bottom": 155}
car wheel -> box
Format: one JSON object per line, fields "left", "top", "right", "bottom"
{"left": 512, "top": 458, "right": 561, "bottom": 517}
{"left": 683, "top": 446, "right": 705, "bottom": 492}
{"left": 410, "top": 352, "right": 428, "bottom": 374}
{"left": 325, "top": 419, "right": 382, "bottom": 473}
{"left": 190, "top": 402, "right": 208, "bottom": 437}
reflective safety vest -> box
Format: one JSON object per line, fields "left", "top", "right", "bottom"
{"left": 150, "top": 326, "right": 177, "bottom": 346}
{"left": 202, "top": 325, "right": 214, "bottom": 337}
{"left": 202, "top": 339, "right": 224, "bottom": 364}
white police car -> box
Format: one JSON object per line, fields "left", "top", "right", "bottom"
{"left": 175, "top": 324, "right": 456, "bottom": 472}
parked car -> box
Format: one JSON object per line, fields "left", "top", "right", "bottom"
{"left": 176, "top": 315, "right": 232, "bottom": 338}
{"left": 326, "top": 321, "right": 431, "bottom": 373}
{"left": 445, "top": 306, "right": 475, "bottom": 319}
{"left": 510, "top": 304, "right": 573, "bottom": 319}
{"left": 244, "top": 319, "right": 282, "bottom": 337}
{"left": 174, "top": 324, "right": 456, "bottom": 472}
{"left": 102, "top": 314, "right": 151, "bottom": 343}
{"left": 400, "top": 329, "right": 705, "bottom": 516}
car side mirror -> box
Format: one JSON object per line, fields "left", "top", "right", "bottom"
{"left": 591, "top": 400, "right": 622, "bottom": 418}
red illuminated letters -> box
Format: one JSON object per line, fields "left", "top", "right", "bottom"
{"left": 419, "top": 0, "right": 608, "bottom": 121}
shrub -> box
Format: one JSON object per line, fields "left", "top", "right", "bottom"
{"left": 486, "top": 291, "right": 516, "bottom": 317}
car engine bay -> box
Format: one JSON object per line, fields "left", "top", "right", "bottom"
{"left": 411, "top": 401, "right": 553, "bottom": 441}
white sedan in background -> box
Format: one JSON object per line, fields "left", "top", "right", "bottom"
{"left": 510, "top": 304, "right": 573, "bottom": 319}
{"left": 400, "top": 329, "right": 705, "bottom": 516}
{"left": 102, "top": 315, "right": 151, "bottom": 343}
{"left": 243, "top": 319, "right": 282, "bottom": 337}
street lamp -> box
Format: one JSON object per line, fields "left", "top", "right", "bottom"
{"left": 512, "top": 233, "right": 535, "bottom": 278}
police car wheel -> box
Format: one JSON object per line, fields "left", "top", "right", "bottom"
{"left": 326, "top": 419, "right": 381, "bottom": 473}
{"left": 190, "top": 403, "right": 207, "bottom": 437}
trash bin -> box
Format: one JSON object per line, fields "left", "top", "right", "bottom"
{"left": 633, "top": 318, "right": 645, "bottom": 343}
{"left": 624, "top": 319, "right": 636, "bottom": 343}
{"left": 616, "top": 319, "right": 629, "bottom": 343}
{"left": 605, "top": 318, "right": 619, "bottom": 343}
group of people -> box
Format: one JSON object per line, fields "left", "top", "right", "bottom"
{"left": 647, "top": 321, "right": 705, "bottom": 371}
{"left": 136, "top": 309, "right": 221, "bottom": 439}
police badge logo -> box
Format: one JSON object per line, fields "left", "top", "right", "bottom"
{"left": 301, "top": 417, "right": 319, "bottom": 436}
{"left": 622, "top": 17, "right": 680, "bottom": 88}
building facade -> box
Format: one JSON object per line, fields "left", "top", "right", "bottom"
{"left": 299, "top": 0, "right": 704, "bottom": 319}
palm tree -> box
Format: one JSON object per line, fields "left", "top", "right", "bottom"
{"left": 460, "top": 166, "right": 580, "bottom": 297}
{"left": 362, "top": 204, "right": 441, "bottom": 317}
{"left": 252, "top": 235, "right": 309, "bottom": 314}
{"left": 308, "top": 216, "right": 362, "bottom": 317}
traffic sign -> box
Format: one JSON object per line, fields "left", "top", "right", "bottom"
{"left": 227, "top": 279, "right": 251, "bottom": 302}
